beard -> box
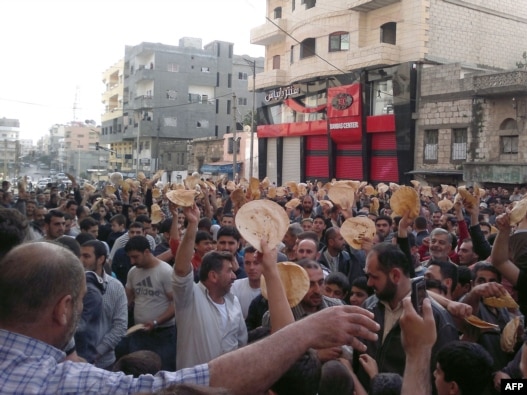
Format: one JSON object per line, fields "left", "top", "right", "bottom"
{"left": 375, "top": 278, "right": 397, "bottom": 302}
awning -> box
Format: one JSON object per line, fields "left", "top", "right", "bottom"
{"left": 201, "top": 161, "right": 241, "bottom": 174}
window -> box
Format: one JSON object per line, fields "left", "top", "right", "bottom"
{"left": 452, "top": 128, "right": 467, "bottom": 161}
{"left": 201, "top": 66, "right": 210, "bottom": 73}
{"left": 216, "top": 99, "right": 219, "bottom": 114}
{"left": 202, "top": 94, "right": 208, "bottom": 104}
{"left": 381, "top": 22, "right": 396, "bottom": 45}
{"left": 329, "top": 32, "right": 350, "bottom": 52}
{"left": 228, "top": 73, "right": 232, "bottom": 88}
{"left": 145, "top": 141, "right": 150, "bottom": 150}
{"left": 167, "top": 63, "right": 179, "bottom": 72}
{"left": 227, "top": 100, "right": 231, "bottom": 115}
{"left": 501, "top": 136, "right": 519, "bottom": 154}
{"left": 216, "top": 72, "right": 220, "bottom": 87}
{"left": 238, "top": 72, "right": 248, "bottom": 80}
{"left": 424, "top": 130, "right": 438, "bottom": 162}
{"left": 238, "top": 97, "right": 248, "bottom": 106}
{"left": 290, "top": 45, "right": 294, "bottom": 64}
{"left": 273, "top": 55, "right": 281, "bottom": 70}
{"left": 292, "top": 0, "right": 295, "bottom": 11}
{"left": 166, "top": 89, "right": 177, "bottom": 100}
{"left": 274, "top": 7, "right": 282, "bottom": 19}
{"left": 372, "top": 80, "right": 393, "bottom": 115}
{"left": 305, "top": 0, "right": 316, "bottom": 9}
{"left": 300, "top": 38, "right": 316, "bottom": 59}
{"left": 228, "top": 138, "right": 240, "bottom": 154}
{"left": 197, "top": 120, "right": 209, "bottom": 128}
{"left": 188, "top": 93, "right": 201, "bottom": 103}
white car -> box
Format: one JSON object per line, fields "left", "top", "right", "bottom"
{"left": 37, "top": 178, "right": 52, "bottom": 189}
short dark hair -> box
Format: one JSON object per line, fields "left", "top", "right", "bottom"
{"left": 158, "top": 218, "right": 172, "bottom": 234}
{"left": 369, "top": 243, "right": 411, "bottom": 276}
{"left": 199, "top": 251, "right": 233, "bottom": 282}
{"left": 128, "top": 221, "right": 144, "bottom": 230}
{"left": 428, "top": 260, "right": 458, "bottom": 293}
{"left": 75, "top": 232, "right": 96, "bottom": 247}
{"left": 324, "top": 272, "right": 350, "bottom": 296}
{"left": 370, "top": 372, "right": 403, "bottom": 395}
{"left": 44, "top": 210, "right": 65, "bottom": 224}
{"left": 55, "top": 236, "right": 82, "bottom": 258}
{"left": 65, "top": 200, "right": 78, "bottom": 209}
{"left": 135, "top": 214, "right": 152, "bottom": 224}
{"left": 0, "top": 208, "right": 28, "bottom": 259}
{"left": 375, "top": 215, "right": 393, "bottom": 227}
{"left": 457, "top": 265, "right": 474, "bottom": 287}
{"left": 195, "top": 230, "right": 213, "bottom": 244}
{"left": 217, "top": 226, "right": 241, "bottom": 242}
{"left": 133, "top": 204, "right": 148, "bottom": 213}
{"left": 297, "top": 231, "right": 319, "bottom": 245}
{"left": 472, "top": 261, "right": 501, "bottom": 283}
{"left": 351, "top": 276, "right": 374, "bottom": 296}
{"left": 124, "top": 235, "right": 151, "bottom": 253}
{"left": 437, "top": 341, "right": 493, "bottom": 395}
{"left": 79, "top": 217, "right": 98, "bottom": 231}
{"left": 296, "top": 258, "right": 322, "bottom": 271}
{"left": 414, "top": 216, "right": 428, "bottom": 230}
{"left": 110, "top": 214, "right": 127, "bottom": 226}
{"left": 82, "top": 239, "right": 108, "bottom": 260}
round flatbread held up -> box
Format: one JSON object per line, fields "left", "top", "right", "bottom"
{"left": 166, "top": 189, "right": 200, "bottom": 207}
{"left": 235, "top": 199, "right": 290, "bottom": 252}
{"left": 260, "top": 261, "right": 310, "bottom": 308}
{"left": 389, "top": 186, "right": 420, "bottom": 219}
{"left": 340, "top": 216, "right": 376, "bottom": 250}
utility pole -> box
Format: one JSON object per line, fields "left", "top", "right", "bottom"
{"left": 249, "top": 60, "right": 256, "bottom": 179}
{"left": 232, "top": 93, "right": 237, "bottom": 181}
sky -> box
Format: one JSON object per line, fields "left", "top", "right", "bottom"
{"left": 0, "top": 0, "right": 266, "bottom": 143}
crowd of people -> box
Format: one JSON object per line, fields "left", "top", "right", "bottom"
{"left": 1, "top": 174, "right": 527, "bottom": 395}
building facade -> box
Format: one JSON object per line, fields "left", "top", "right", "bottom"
{"left": 100, "top": 38, "right": 264, "bottom": 179}
{"left": 0, "top": 118, "right": 20, "bottom": 180}
{"left": 251, "top": 0, "right": 527, "bottom": 185}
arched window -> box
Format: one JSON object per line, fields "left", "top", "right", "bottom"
{"left": 380, "top": 22, "right": 396, "bottom": 45}
{"left": 500, "top": 118, "right": 518, "bottom": 154}
{"left": 274, "top": 7, "right": 282, "bottom": 19}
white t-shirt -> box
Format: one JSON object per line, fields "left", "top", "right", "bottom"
{"left": 231, "top": 278, "right": 261, "bottom": 319}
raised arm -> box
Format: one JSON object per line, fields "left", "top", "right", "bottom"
{"left": 173, "top": 203, "right": 200, "bottom": 277}
{"left": 490, "top": 213, "right": 520, "bottom": 286}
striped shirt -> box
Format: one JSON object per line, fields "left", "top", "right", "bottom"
{"left": 0, "top": 329, "right": 209, "bottom": 394}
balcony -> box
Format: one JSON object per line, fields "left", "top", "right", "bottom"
{"left": 348, "top": 0, "right": 400, "bottom": 12}
{"left": 250, "top": 19, "right": 288, "bottom": 46}
{"left": 134, "top": 66, "right": 155, "bottom": 81}
{"left": 346, "top": 43, "right": 400, "bottom": 69}
{"left": 253, "top": 69, "right": 289, "bottom": 90}
{"left": 132, "top": 95, "right": 154, "bottom": 110}
{"left": 473, "top": 70, "right": 527, "bottom": 97}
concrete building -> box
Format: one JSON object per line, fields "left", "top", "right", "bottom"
{"left": 414, "top": 65, "right": 527, "bottom": 186}
{"left": 0, "top": 118, "right": 20, "bottom": 180}
{"left": 250, "top": 0, "right": 527, "bottom": 185}
{"left": 100, "top": 38, "right": 264, "bottom": 180}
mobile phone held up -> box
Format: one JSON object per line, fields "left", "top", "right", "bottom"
{"left": 411, "top": 276, "right": 427, "bottom": 316}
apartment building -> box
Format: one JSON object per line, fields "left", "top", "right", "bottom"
{"left": 251, "top": 0, "right": 527, "bottom": 185}
{"left": 100, "top": 38, "right": 264, "bottom": 178}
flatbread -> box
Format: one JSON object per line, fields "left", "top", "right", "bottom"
{"left": 340, "top": 217, "right": 376, "bottom": 249}
{"left": 327, "top": 183, "right": 355, "bottom": 210}
{"left": 363, "top": 185, "right": 376, "bottom": 196}
{"left": 437, "top": 197, "right": 454, "bottom": 213}
{"left": 509, "top": 198, "right": 527, "bottom": 225}
{"left": 410, "top": 180, "right": 420, "bottom": 189}
{"left": 110, "top": 172, "right": 123, "bottom": 184}
{"left": 464, "top": 315, "right": 499, "bottom": 330}
{"left": 377, "top": 183, "right": 389, "bottom": 194}
{"left": 483, "top": 293, "right": 519, "bottom": 309}
{"left": 104, "top": 185, "right": 116, "bottom": 195}
{"left": 137, "top": 171, "right": 146, "bottom": 181}
{"left": 389, "top": 186, "right": 420, "bottom": 219}
{"left": 235, "top": 199, "right": 290, "bottom": 252}
{"left": 285, "top": 198, "right": 301, "bottom": 209}
{"left": 260, "top": 261, "right": 310, "bottom": 308}
{"left": 230, "top": 188, "right": 247, "bottom": 208}
{"left": 126, "top": 323, "right": 146, "bottom": 336}
{"left": 457, "top": 186, "right": 478, "bottom": 208}
{"left": 152, "top": 188, "right": 162, "bottom": 199}
{"left": 166, "top": 189, "right": 200, "bottom": 207}
{"left": 500, "top": 316, "right": 521, "bottom": 353}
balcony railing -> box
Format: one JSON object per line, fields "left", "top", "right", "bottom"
{"left": 347, "top": 0, "right": 400, "bottom": 12}
{"left": 250, "top": 19, "right": 288, "bottom": 46}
